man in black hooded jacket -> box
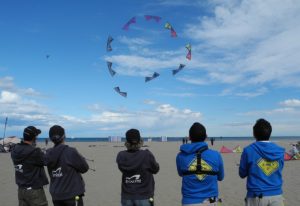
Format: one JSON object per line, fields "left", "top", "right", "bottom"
{"left": 45, "top": 125, "right": 89, "bottom": 206}
{"left": 11, "top": 126, "right": 49, "bottom": 206}
{"left": 116, "top": 129, "right": 160, "bottom": 206}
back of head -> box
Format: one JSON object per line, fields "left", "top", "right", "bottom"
{"left": 49, "top": 125, "right": 65, "bottom": 145}
{"left": 253, "top": 118, "right": 272, "bottom": 141}
{"left": 125, "top": 128, "right": 142, "bottom": 150}
{"left": 189, "top": 122, "right": 207, "bottom": 143}
{"left": 23, "top": 126, "right": 41, "bottom": 141}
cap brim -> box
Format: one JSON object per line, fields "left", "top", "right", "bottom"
{"left": 36, "top": 129, "right": 41, "bottom": 135}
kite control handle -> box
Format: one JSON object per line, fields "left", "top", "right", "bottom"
{"left": 75, "top": 196, "right": 80, "bottom": 206}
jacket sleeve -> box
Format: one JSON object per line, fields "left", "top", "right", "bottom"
{"left": 176, "top": 153, "right": 183, "bottom": 177}
{"left": 32, "top": 148, "right": 47, "bottom": 167}
{"left": 217, "top": 153, "right": 224, "bottom": 181}
{"left": 116, "top": 152, "right": 125, "bottom": 172}
{"left": 147, "top": 150, "right": 159, "bottom": 174}
{"left": 239, "top": 150, "right": 248, "bottom": 178}
{"left": 67, "top": 148, "right": 89, "bottom": 173}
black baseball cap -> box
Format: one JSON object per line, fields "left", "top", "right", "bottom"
{"left": 23, "top": 126, "right": 41, "bottom": 141}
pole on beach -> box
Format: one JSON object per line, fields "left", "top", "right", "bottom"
{"left": 2, "top": 117, "right": 8, "bottom": 145}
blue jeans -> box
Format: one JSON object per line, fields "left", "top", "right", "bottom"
{"left": 121, "top": 199, "right": 152, "bottom": 206}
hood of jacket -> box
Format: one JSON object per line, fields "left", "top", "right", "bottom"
{"left": 46, "top": 144, "right": 67, "bottom": 168}
{"left": 11, "top": 142, "right": 36, "bottom": 164}
{"left": 250, "top": 141, "right": 284, "bottom": 161}
{"left": 180, "top": 141, "right": 208, "bottom": 154}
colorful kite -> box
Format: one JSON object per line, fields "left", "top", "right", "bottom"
{"left": 106, "top": 61, "right": 116, "bottom": 77}
{"left": 164, "top": 22, "right": 177, "bottom": 37}
{"left": 145, "top": 72, "right": 160, "bottom": 82}
{"left": 144, "top": 15, "right": 162, "bottom": 22}
{"left": 185, "top": 43, "right": 191, "bottom": 60}
{"left": 172, "top": 64, "right": 185, "bottom": 75}
{"left": 122, "top": 17, "right": 136, "bottom": 31}
{"left": 114, "top": 87, "right": 127, "bottom": 98}
{"left": 106, "top": 36, "right": 113, "bottom": 52}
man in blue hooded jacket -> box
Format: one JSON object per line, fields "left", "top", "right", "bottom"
{"left": 176, "top": 122, "right": 224, "bottom": 206}
{"left": 239, "top": 118, "right": 285, "bottom": 206}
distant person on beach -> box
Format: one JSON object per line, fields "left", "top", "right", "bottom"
{"left": 176, "top": 122, "right": 224, "bottom": 206}
{"left": 45, "top": 138, "right": 48, "bottom": 147}
{"left": 210, "top": 137, "right": 215, "bottom": 146}
{"left": 239, "top": 118, "right": 285, "bottom": 206}
{"left": 116, "top": 129, "right": 160, "bottom": 206}
{"left": 11, "top": 126, "right": 49, "bottom": 206}
{"left": 45, "top": 125, "right": 89, "bottom": 206}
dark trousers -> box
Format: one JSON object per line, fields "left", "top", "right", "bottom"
{"left": 18, "top": 188, "right": 48, "bottom": 206}
{"left": 53, "top": 196, "right": 83, "bottom": 206}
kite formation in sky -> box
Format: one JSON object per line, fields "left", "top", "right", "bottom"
{"left": 106, "top": 61, "right": 116, "bottom": 77}
{"left": 172, "top": 64, "right": 186, "bottom": 76}
{"left": 106, "top": 15, "right": 192, "bottom": 98}
{"left": 106, "top": 36, "right": 113, "bottom": 52}
{"left": 164, "top": 22, "right": 177, "bottom": 37}
{"left": 114, "top": 87, "right": 127, "bottom": 98}
{"left": 185, "top": 43, "right": 192, "bottom": 60}
{"left": 145, "top": 72, "right": 160, "bottom": 82}
{"left": 122, "top": 17, "right": 136, "bottom": 31}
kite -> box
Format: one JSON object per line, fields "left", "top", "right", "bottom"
{"left": 114, "top": 87, "right": 127, "bottom": 97}
{"left": 122, "top": 17, "right": 136, "bottom": 31}
{"left": 106, "top": 61, "right": 116, "bottom": 77}
{"left": 144, "top": 15, "right": 162, "bottom": 23}
{"left": 185, "top": 43, "right": 191, "bottom": 60}
{"left": 164, "top": 22, "right": 177, "bottom": 37}
{"left": 145, "top": 72, "right": 160, "bottom": 82}
{"left": 172, "top": 64, "right": 185, "bottom": 75}
{"left": 106, "top": 35, "right": 113, "bottom": 52}
{"left": 46, "top": 55, "right": 50, "bottom": 59}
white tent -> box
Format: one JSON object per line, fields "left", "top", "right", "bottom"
{"left": 0, "top": 136, "right": 21, "bottom": 152}
{"left": 1, "top": 136, "right": 21, "bottom": 145}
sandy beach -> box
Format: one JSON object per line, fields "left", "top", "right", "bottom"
{"left": 1, "top": 140, "right": 299, "bottom": 206}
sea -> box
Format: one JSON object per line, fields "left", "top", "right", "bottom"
{"left": 37, "top": 136, "right": 300, "bottom": 142}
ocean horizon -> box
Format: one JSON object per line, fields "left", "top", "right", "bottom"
{"left": 36, "top": 136, "right": 300, "bottom": 142}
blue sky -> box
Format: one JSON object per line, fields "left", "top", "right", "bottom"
{"left": 1, "top": 0, "right": 300, "bottom": 138}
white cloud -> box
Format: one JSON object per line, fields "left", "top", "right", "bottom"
{"left": 118, "top": 36, "right": 151, "bottom": 47}
{"left": 221, "top": 87, "right": 268, "bottom": 98}
{"left": 0, "top": 76, "right": 15, "bottom": 90}
{"left": 105, "top": 54, "right": 186, "bottom": 76}
{"left": 182, "top": 0, "right": 300, "bottom": 88}
{"left": 0, "top": 91, "right": 20, "bottom": 103}
{"left": 86, "top": 103, "right": 202, "bottom": 136}
{"left": 280, "top": 99, "right": 300, "bottom": 107}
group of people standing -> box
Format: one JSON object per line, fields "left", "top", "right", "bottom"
{"left": 11, "top": 118, "right": 285, "bottom": 206}
{"left": 11, "top": 125, "right": 89, "bottom": 206}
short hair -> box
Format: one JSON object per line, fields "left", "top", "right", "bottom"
{"left": 253, "top": 118, "right": 272, "bottom": 141}
{"left": 189, "top": 122, "right": 207, "bottom": 142}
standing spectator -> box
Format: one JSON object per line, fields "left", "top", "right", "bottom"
{"left": 46, "top": 125, "right": 89, "bottom": 206}
{"left": 11, "top": 126, "right": 49, "bottom": 206}
{"left": 239, "top": 119, "right": 285, "bottom": 206}
{"left": 176, "top": 122, "right": 224, "bottom": 206}
{"left": 116, "top": 129, "right": 160, "bottom": 206}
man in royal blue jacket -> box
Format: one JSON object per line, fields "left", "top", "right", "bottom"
{"left": 239, "top": 118, "right": 285, "bottom": 206}
{"left": 176, "top": 122, "right": 224, "bottom": 206}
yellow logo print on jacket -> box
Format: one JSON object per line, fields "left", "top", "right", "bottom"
{"left": 257, "top": 158, "right": 279, "bottom": 176}
{"left": 188, "top": 159, "right": 212, "bottom": 181}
